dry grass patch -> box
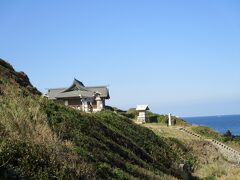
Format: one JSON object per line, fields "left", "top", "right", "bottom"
{"left": 143, "top": 124, "right": 200, "bottom": 142}
{"left": 193, "top": 160, "right": 240, "bottom": 179}
{"left": 143, "top": 123, "right": 240, "bottom": 179}
{"left": 0, "top": 84, "right": 57, "bottom": 145}
{"left": 218, "top": 167, "right": 240, "bottom": 180}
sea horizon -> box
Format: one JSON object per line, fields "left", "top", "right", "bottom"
{"left": 181, "top": 113, "right": 240, "bottom": 118}
{"left": 182, "top": 114, "right": 240, "bottom": 136}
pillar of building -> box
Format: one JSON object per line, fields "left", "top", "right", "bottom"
{"left": 96, "top": 96, "right": 103, "bottom": 111}
{"left": 81, "top": 99, "right": 89, "bottom": 112}
{"left": 64, "top": 100, "right": 68, "bottom": 106}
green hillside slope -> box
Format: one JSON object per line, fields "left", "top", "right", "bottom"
{"left": 0, "top": 58, "right": 189, "bottom": 179}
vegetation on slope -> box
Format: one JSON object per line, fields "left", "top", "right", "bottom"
{"left": 125, "top": 108, "right": 188, "bottom": 126}
{"left": 0, "top": 82, "right": 93, "bottom": 179}
{"left": 42, "top": 101, "right": 184, "bottom": 179}
{"left": 0, "top": 59, "right": 41, "bottom": 96}
{"left": 191, "top": 126, "right": 240, "bottom": 144}
{"left": 190, "top": 126, "right": 240, "bottom": 153}
{"left": 191, "top": 126, "right": 223, "bottom": 140}
{"left": 0, "top": 58, "right": 186, "bottom": 179}
{"left": 144, "top": 124, "right": 240, "bottom": 179}
{"left": 2, "top": 58, "right": 239, "bottom": 179}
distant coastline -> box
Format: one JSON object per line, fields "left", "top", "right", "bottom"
{"left": 182, "top": 114, "right": 240, "bottom": 135}
{"left": 182, "top": 114, "right": 240, "bottom": 118}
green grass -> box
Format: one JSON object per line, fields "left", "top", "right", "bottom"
{"left": 42, "top": 100, "right": 184, "bottom": 178}
{"left": 124, "top": 107, "right": 188, "bottom": 125}
{"left": 144, "top": 124, "right": 240, "bottom": 179}
{"left": 190, "top": 126, "right": 223, "bottom": 140}
{"left": 0, "top": 59, "right": 188, "bottom": 179}
{"left": 5, "top": 58, "right": 232, "bottom": 179}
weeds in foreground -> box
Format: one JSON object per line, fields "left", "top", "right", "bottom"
{"left": 0, "top": 82, "right": 94, "bottom": 179}
{"left": 0, "top": 82, "right": 61, "bottom": 145}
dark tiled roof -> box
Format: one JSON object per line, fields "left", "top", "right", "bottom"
{"left": 47, "top": 88, "right": 65, "bottom": 100}
{"left": 55, "top": 90, "right": 94, "bottom": 98}
{"left": 85, "top": 86, "right": 110, "bottom": 98}
{"left": 47, "top": 79, "right": 110, "bottom": 100}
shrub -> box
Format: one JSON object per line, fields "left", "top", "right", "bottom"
{"left": 223, "top": 130, "right": 233, "bottom": 141}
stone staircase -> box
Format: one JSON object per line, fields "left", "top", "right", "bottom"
{"left": 177, "top": 127, "right": 240, "bottom": 164}
{"left": 210, "top": 139, "right": 240, "bottom": 163}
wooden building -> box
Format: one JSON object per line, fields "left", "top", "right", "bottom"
{"left": 47, "top": 79, "right": 110, "bottom": 112}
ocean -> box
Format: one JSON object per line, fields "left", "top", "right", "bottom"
{"left": 182, "top": 115, "right": 240, "bottom": 136}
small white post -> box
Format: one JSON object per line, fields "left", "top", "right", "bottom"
{"left": 168, "top": 113, "right": 172, "bottom": 126}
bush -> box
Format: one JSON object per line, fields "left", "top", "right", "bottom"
{"left": 223, "top": 130, "right": 233, "bottom": 141}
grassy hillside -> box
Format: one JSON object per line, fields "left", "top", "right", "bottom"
{"left": 124, "top": 108, "right": 188, "bottom": 126}
{"left": 190, "top": 125, "right": 240, "bottom": 151}
{"left": 144, "top": 124, "right": 240, "bottom": 179}
{"left": 0, "top": 58, "right": 187, "bottom": 179}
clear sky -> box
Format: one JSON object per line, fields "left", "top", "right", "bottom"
{"left": 1, "top": 0, "right": 240, "bottom": 116}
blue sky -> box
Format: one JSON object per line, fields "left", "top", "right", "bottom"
{"left": 1, "top": 0, "right": 240, "bottom": 116}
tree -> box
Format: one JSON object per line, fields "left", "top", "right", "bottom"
{"left": 223, "top": 130, "right": 233, "bottom": 141}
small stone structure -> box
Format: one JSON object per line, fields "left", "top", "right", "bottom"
{"left": 136, "top": 105, "right": 149, "bottom": 123}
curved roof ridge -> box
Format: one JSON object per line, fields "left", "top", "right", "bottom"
{"left": 62, "top": 78, "right": 88, "bottom": 92}
{"left": 74, "top": 78, "right": 85, "bottom": 87}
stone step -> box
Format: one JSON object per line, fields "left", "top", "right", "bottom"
{"left": 177, "top": 127, "right": 240, "bottom": 164}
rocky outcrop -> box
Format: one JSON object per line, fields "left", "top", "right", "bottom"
{"left": 0, "top": 58, "right": 41, "bottom": 95}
